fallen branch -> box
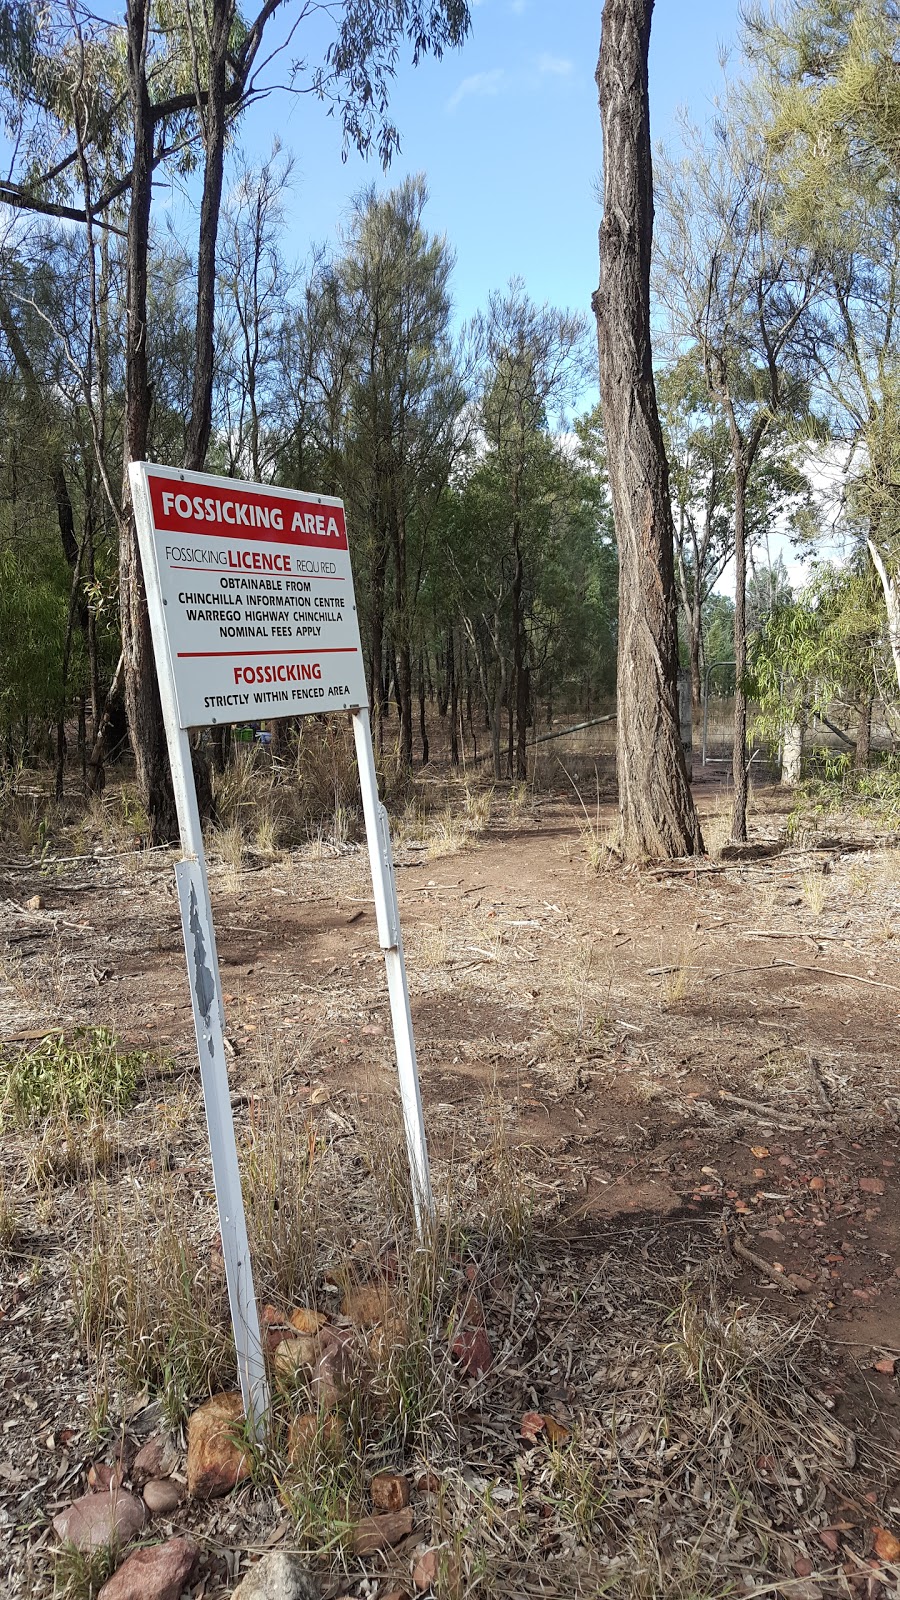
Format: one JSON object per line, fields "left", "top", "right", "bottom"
{"left": 728, "top": 1232, "right": 815, "bottom": 1294}
{"left": 718, "top": 1089, "right": 820, "bottom": 1128}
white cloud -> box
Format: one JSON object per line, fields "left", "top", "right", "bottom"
{"left": 538, "top": 53, "right": 573, "bottom": 77}
{"left": 447, "top": 68, "right": 506, "bottom": 112}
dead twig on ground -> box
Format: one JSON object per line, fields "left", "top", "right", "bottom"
{"left": 727, "top": 1231, "right": 816, "bottom": 1294}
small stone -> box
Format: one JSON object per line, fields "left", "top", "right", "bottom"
{"left": 142, "top": 1477, "right": 185, "bottom": 1513}
{"left": 451, "top": 1325, "right": 492, "bottom": 1378}
{"left": 273, "top": 1335, "right": 320, "bottom": 1375}
{"left": 341, "top": 1284, "right": 393, "bottom": 1326}
{"left": 186, "top": 1392, "right": 249, "bottom": 1499}
{"left": 351, "top": 1507, "right": 413, "bottom": 1555}
{"left": 311, "top": 1329, "right": 355, "bottom": 1410}
{"left": 25, "top": 894, "right": 42, "bottom": 911}
{"left": 412, "top": 1551, "right": 438, "bottom": 1592}
{"left": 52, "top": 1489, "right": 145, "bottom": 1552}
{"left": 97, "top": 1536, "right": 198, "bottom": 1600}
{"left": 286, "top": 1413, "right": 343, "bottom": 1461}
{"left": 87, "top": 1460, "right": 123, "bottom": 1491}
{"left": 412, "top": 1548, "right": 462, "bottom": 1598}
{"left": 859, "top": 1176, "right": 885, "bottom": 1196}
{"left": 289, "top": 1307, "right": 328, "bottom": 1335}
{"left": 231, "top": 1551, "right": 320, "bottom": 1600}
{"left": 371, "top": 1471, "right": 410, "bottom": 1512}
{"left": 380, "top": 1591, "right": 410, "bottom": 1600}
{"left": 132, "top": 1434, "right": 179, "bottom": 1484}
{"left": 416, "top": 1472, "right": 440, "bottom": 1494}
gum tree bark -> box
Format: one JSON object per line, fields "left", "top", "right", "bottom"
{"left": 121, "top": 0, "right": 179, "bottom": 844}
{"left": 592, "top": 0, "right": 702, "bottom": 858}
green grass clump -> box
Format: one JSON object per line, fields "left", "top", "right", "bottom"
{"left": 0, "top": 1028, "right": 144, "bottom": 1126}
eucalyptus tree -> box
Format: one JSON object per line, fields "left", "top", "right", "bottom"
{"left": 657, "top": 358, "right": 735, "bottom": 716}
{"left": 0, "top": 0, "right": 472, "bottom": 837}
{"left": 655, "top": 102, "right": 818, "bottom": 841}
{"left": 593, "top": 0, "right": 703, "bottom": 859}
{"left": 746, "top": 0, "right": 900, "bottom": 698}
{"left": 306, "top": 177, "right": 467, "bottom": 763}
{"left": 216, "top": 145, "right": 296, "bottom": 482}
{"left": 470, "top": 281, "right": 592, "bottom": 779}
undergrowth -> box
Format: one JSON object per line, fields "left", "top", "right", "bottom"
{"left": 0, "top": 1029, "right": 147, "bottom": 1127}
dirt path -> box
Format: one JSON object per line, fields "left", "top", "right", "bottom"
{"left": 2, "top": 782, "right": 899, "bottom": 1596}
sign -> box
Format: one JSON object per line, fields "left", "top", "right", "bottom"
{"left": 132, "top": 465, "right": 368, "bottom": 727}
{"left": 129, "top": 462, "right": 433, "bottom": 1430}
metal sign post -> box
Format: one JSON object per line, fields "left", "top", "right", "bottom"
{"left": 130, "top": 462, "right": 434, "bottom": 1427}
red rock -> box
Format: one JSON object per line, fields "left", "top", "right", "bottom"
{"left": 351, "top": 1507, "right": 413, "bottom": 1555}
{"left": 311, "top": 1329, "right": 355, "bottom": 1410}
{"left": 142, "top": 1477, "right": 185, "bottom": 1514}
{"left": 186, "top": 1392, "right": 250, "bottom": 1499}
{"left": 520, "top": 1411, "right": 545, "bottom": 1442}
{"left": 87, "top": 1461, "right": 123, "bottom": 1491}
{"left": 412, "top": 1551, "right": 439, "bottom": 1592}
{"left": 52, "top": 1489, "right": 145, "bottom": 1551}
{"left": 341, "top": 1284, "right": 393, "bottom": 1326}
{"left": 859, "top": 1176, "right": 885, "bottom": 1195}
{"left": 97, "top": 1537, "right": 198, "bottom": 1600}
{"left": 451, "top": 1325, "right": 492, "bottom": 1378}
{"left": 132, "top": 1435, "right": 179, "bottom": 1484}
{"left": 416, "top": 1472, "right": 440, "bottom": 1494}
{"left": 371, "top": 1470, "right": 410, "bottom": 1512}
{"left": 412, "top": 1549, "right": 461, "bottom": 1595}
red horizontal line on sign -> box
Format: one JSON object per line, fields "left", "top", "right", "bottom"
{"left": 176, "top": 648, "right": 359, "bottom": 658}
{"left": 169, "top": 564, "right": 346, "bottom": 578}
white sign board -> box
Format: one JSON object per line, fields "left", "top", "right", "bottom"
{"left": 131, "top": 465, "right": 368, "bottom": 727}
{"left": 129, "top": 463, "right": 432, "bottom": 1430}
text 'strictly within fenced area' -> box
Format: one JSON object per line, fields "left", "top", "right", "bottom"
{"left": 131, "top": 462, "right": 432, "bottom": 1425}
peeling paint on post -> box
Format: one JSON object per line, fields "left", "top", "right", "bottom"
{"left": 175, "top": 862, "right": 266, "bottom": 1421}
{"left": 131, "top": 461, "right": 434, "bottom": 1431}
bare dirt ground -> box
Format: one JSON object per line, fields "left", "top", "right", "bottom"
{"left": 1, "top": 756, "right": 899, "bottom": 1599}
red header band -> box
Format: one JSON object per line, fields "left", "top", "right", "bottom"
{"left": 148, "top": 475, "right": 348, "bottom": 551}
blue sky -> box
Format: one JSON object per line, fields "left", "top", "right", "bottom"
{"left": 226, "top": 0, "right": 746, "bottom": 335}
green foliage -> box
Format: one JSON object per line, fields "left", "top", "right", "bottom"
{"left": 0, "top": 1028, "right": 144, "bottom": 1126}
{"left": 790, "top": 753, "right": 900, "bottom": 832}
{"left": 748, "top": 560, "right": 885, "bottom": 743}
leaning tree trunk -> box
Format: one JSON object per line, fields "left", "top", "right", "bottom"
{"left": 121, "top": 0, "right": 179, "bottom": 845}
{"left": 592, "top": 0, "right": 702, "bottom": 859}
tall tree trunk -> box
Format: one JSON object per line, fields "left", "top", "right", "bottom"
{"left": 449, "top": 629, "right": 460, "bottom": 766}
{"left": 417, "top": 657, "right": 429, "bottom": 766}
{"left": 855, "top": 689, "right": 873, "bottom": 771}
{"left": 689, "top": 593, "right": 703, "bottom": 720}
{"left": 867, "top": 538, "right": 900, "bottom": 698}
{"left": 369, "top": 534, "right": 389, "bottom": 756}
{"left": 184, "top": 0, "right": 233, "bottom": 473}
{"left": 121, "top": 0, "right": 178, "bottom": 844}
{"left": 731, "top": 459, "right": 749, "bottom": 842}
{"left": 511, "top": 525, "right": 529, "bottom": 781}
{"left": 592, "top": 0, "right": 702, "bottom": 859}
